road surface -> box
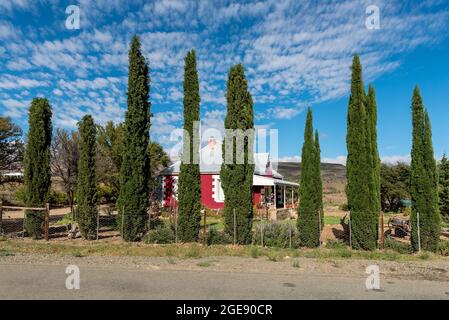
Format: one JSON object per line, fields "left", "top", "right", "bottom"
{"left": 0, "top": 263, "right": 448, "bottom": 300}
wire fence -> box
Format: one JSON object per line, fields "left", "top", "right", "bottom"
{"left": 1, "top": 202, "right": 447, "bottom": 252}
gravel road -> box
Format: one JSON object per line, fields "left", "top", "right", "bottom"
{"left": 0, "top": 253, "right": 448, "bottom": 300}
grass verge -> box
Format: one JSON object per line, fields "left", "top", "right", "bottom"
{"left": 0, "top": 239, "right": 446, "bottom": 262}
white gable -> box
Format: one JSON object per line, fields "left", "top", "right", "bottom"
{"left": 161, "top": 139, "right": 283, "bottom": 179}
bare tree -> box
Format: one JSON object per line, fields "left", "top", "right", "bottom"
{"left": 0, "top": 117, "right": 24, "bottom": 177}
{"left": 51, "top": 129, "right": 79, "bottom": 213}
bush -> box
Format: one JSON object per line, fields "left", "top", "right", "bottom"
{"left": 325, "top": 239, "right": 347, "bottom": 249}
{"left": 437, "top": 241, "right": 449, "bottom": 256}
{"left": 203, "top": 227, "right": 233, "bottom": 245}
{"left": 97, "top": 184, "right": 116, "bottom": 204}
{"left": 144, "top": 227, "right": 175, "bottom": 244}
{"left": 48, "top": 190, "right": 69, "bottom": 207}
{"left": 252, "top": 221, "right": 300, "bottom": 249}
{"left": 384, "top": 237, "right": 412, "bottom": 254}
{"left": 14, "top": 185, "right": 27, "bottom": 205}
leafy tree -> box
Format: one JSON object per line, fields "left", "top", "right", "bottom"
{"left": 346, "top": 54, "right": 377, "bottom": 250}
{"left": 51, "top": 129, "right": 79, "bottom": 213}
{"left": 439, "top": 154, "right": 449, "bottom": 222}
{"left": 76, "top": 115, "right": 97, "bottom": 239}
{"left": 410, "top": 87, "right": 440, "bottom": 252}
{"left": 220, "top": 64, "right": 255, "bottom": 244}
{"left": 96, "top": 121, "right": 124, "bottom": 200}
{"left": 117, "top": 36, "right": 151, "bottom": 241}
{"left": 297, "top": 109, "right": 321, "bottom": 247}
{"left": 148, "top": 141, "right": 170, "bottom": 191}
{"left": 23, "top": 98, "right": 52, "bottom": 239}
{"left": 0, "top": 117, "right": 23, "bottom": 182}
{"left": 380, "top": 163, "right": 411, "bottom": 212}
{"left": 177, "top": 50, "right": 202, "bottom": 242}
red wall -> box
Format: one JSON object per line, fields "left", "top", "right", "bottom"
{"left": 163, "top": 174, "right": 263, "bottom": 210}
{"left": 201, "top": 174, "right": 223, "bottom": 209}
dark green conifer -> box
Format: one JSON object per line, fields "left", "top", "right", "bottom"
{"left": 117, "top": 36, "right": 151, "bottom": 241}
{"left": 220, "top": 64, "right": 254, "bottom": 244}
{"left": 76, "top": 115, "right": 97, "bottom": 239}
{"left": 23, "top": 98, "right": 52, "bottom": 239}
{"left": 177, "top": 50, "right": 202, "bottom": 242}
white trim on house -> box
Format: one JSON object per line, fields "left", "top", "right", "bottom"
{"left": 212, "top": 175, "right": 225, "bottom": 203}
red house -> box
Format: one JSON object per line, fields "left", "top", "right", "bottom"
{"left": 160, "top": 139, "right": 298, "bottom": 210}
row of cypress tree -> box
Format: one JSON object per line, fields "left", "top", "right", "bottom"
{"left": 298, "top": 54, "right": 441, "bottom": 252}
{"left": 22, "top": 36, "right": 150, "bottom": 240}
{"left": 20, "top": 39, "right": 443, "bottom": 250}
{"left": 176, "top": 52, "right": 256, "bottom": 244}
{"left": 346, "top": 54, "right": 381, "bottom": 250}
{"left": 23, "top": 100, "right": 98, "bottom": 239}
{"left": 345, "top": 55, "right": 440, "bottom": 252}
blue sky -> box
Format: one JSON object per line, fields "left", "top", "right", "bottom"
{"left": 0, "top": 0, "right": 448, "bottom": 164}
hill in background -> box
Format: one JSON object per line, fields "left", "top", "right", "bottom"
{"left": 276, "top": 162, "right": 347, "bottom": 208}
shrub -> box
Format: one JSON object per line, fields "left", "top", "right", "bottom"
{"left": 48, "top": 190, "right": 69, "bottom": 207}
{"left": 185, "top": 245, "right": 201, "bottom": 258}
{"left": 250, "top": 246, "right": 260, "bottom": 258}
{"left": 144, "top": 227, "right": 175, "bottom": 244}
{"left": 384, "top": 237, "right": 412, "bottom": 254}
{"left": 325, "top": 239, "right": 347, "bottom": 249}
{"left": 202, "top": 227, "right": 233, "bottom": 245}
{"left": 437, "top": 241, "right": 449, "bottom": 256}
{"left": 252, "top": 221, "right": 300, "bottom": 249}
{"left": 97, "top": 184, "right": 116, "bottom": 204}
{"left": 14, "top": 185, "right": 26, "bottom": 205}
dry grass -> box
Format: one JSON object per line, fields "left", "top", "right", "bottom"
{"left": 0, "top": 238, "right": 445, "bottom": 262}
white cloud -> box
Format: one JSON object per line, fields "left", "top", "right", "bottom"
{"left": 381, "top": 154, "right": 411, "bottom": 165}
{"left": 0, "top": 75, "right": 49, "bottom": 89}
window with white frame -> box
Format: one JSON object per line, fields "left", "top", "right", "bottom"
{"left": 213, "top": 175, "right": 225, "bottom": 202}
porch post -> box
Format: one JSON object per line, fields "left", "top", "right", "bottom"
{"left": 291, "top": 188, "right": 294, "bottom": 208}
{"left": 283, "top": 186, "right": 286, "bottom": 209}
{"left": 273, "top": 184, "right": 276, "bottom": 209}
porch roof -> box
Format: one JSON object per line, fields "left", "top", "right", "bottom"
{"left": 253, "top": 175, "right": 298, "bottom": 187}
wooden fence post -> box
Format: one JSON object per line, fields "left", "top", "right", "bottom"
{"left": 0, "top": 200, "right": 3, "bottom": 234}
{"left": 203, "top": 209, "right": 207, "bottom": 246}
{"left": 45, "top": 203, "right": 50, "bottom": 241}
{"left": 380, "top": 212, "right": 385, "bottom": 250}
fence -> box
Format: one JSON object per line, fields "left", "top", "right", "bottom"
{"left": 1, "top": 202, "right": 448, "bottom": 252}
{"left": 0, "top": 201, "right": 50, "bottom": 240}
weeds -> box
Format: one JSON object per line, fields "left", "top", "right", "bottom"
{"left": 250, "top": 246, "right": 260, "bottom": 259}
{"left": 197, "top": 261, "right": 211, "bottom": 267}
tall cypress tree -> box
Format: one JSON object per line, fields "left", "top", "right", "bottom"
{"left": 23, "top": 98, "right": 52, "bottom": 239}
{"left": 76, "top": 115, "right": 97, "bottom": 240}
{"left": 410, "top": 87, "right": 440, "bottom": 252}
{"left": 117, "top": 36, "right": 151, "bottom": 241}
{"left": 314, "top": 130, "right": 324, "bottom": 229}
{"left": 220, "top": 64, "right": 254, "bottom": 244}
{"left": 346, "top": 54, "right": 377, "bottom": 250}
{"left": 177, "top": 50, "right": 202, "bottom": 242}
{"left": 439, "top": 154, "right": 449, "bottom": 222}
{"left": 366, "top": 85, "right": 381, "bottom": 237}
{"left": 297, "top": 108, "right": 321, "bottom": 247}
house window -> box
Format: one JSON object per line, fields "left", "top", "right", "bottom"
{"left": 217, "top": 178, "right": 225, "bottom": 202}
{"left": 213, "top": 176, "right": 225, "bottom": 203}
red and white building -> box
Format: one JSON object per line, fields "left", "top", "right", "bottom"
{"left": 160, "top": 139, "right": 298, "bottom": 210}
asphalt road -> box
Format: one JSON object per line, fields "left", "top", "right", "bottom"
{"left": 0, "top": 264, "right": 448, "bottom": 300}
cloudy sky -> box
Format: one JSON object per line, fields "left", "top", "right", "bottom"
{"left": 1, "top": 0, "right": 449, "bottom": 164}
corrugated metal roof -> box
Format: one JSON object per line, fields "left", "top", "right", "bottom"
{"left": 161, "top": 140, "right": 283, "bottom": 179}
